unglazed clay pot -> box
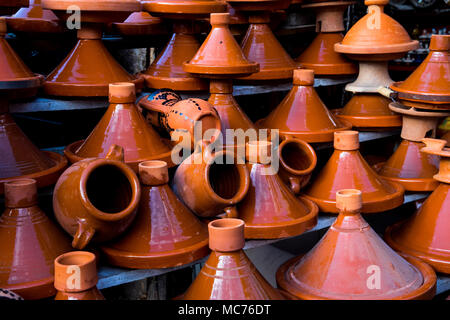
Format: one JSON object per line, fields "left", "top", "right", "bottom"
{"left": 101, "top": 160, "right": 209, "bottom": 269}
{"left": 113, "top": 11, "right": 165, "bottom": 36}
{"left": 390, "top": 35, "right": 450, "bottom": 110}
{"left": 295, "top": 1, "right": 357, "bottom": 76}
{"left": 182, "top": 218, "right": 285, "bottom": 300}
{"left": 277, "top": 189, "right": 436, "bottom": 300}
{"left": 0, "top": 179, "right": 72, "bottom": 300}
{"left": 173, "top": 140, "right": 250, "bottom": 218}
{"left": 385, "top": 138, "right": 450, "bottom": 274}
{"left": 303, "top": 131, "right": 404, "bottom": 213}
{"left": 235, "top": 141, "right": 318, "bottom": 239}
{"left": 64, "top": 83, "right": 174, "bottom": 172}
{"left": 42, "top": 0, "right": 143, "bottom": 97}
{"left": 53, "top": 145, "right": 141, "bottom": 249}
{"left": 6, "top": 0, "right": 62, "bottom": 33}
{"left": 257, "top": 69, "right": 352, "bottom": 143}
{"left": 54, "top": 251, "right": 104, "bottom": 300}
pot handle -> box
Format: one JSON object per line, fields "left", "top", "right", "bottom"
{"left": 72, "top": 220, "right": 95, "bottom": 250}
{"left": 223, "top": 206, "right": 239, "bottom": 219}
{"left": 105, "top": 144, "right": 125, "bottom": 162}
{"left": 288, "top": 176, "right": 301, "bottom": 195}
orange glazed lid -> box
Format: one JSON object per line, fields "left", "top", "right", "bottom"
{"left": 142, "top": 0, "right": 226, "bottom": 16}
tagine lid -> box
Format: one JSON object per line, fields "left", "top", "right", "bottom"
{"left": 227, "top": 0, "right": 291, "bottom": 11}
{"left": 142, "top": 0, "right": 226, "bottom": 16}
{"left": 183, "top": 13, "right": 259, "bottom": 78}
{"left": 335, "top": 0, "right": 418, "bottom": 56}
{"left": 113, "top": 11, "right": 165, "bottom": 35}
{"left": 390, "top": 35, "right": 450, "bottom": 105}
{"left": 277, "top": 189, "right": 436, "bottom": 300}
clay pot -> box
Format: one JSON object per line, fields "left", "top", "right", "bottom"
{"left": 0, "top": 179, "right": 72, "bottom": 300}
{"left": 138, "top": 88, "right": 181, "bottom": 129}
{"left": 54, "top": 251, "right": 104, "bottom": 300}
{"left": 303, "top": 130, "right": 405, "bottom": 213}
{"left": 385, "top": 138, "right": 450, "bottom": 274}
{"left": 390, "top": 35, "right": 450, "bottom": 109}
{"left": 142, "top": 0, "right": 226, "bottom": 17}
{"left": 53, "top": 144, "right": 141, "bottom": 249}
{"left": 113, "top": 11, "right": 165, "bottom": 36}
{"left": 257, "top": 69, "right": 352, "bottom": 143}
{"left": 235, "top": 141, "right": 318, "bottom": 239}
{"left": 101, "top": 160, "right": 210, "bottom": 269}
{"left": 182, "top": 218, "right": 285, "bottom": 300}
{"left": 173, "top": 140, "right": 250, "bottom": 218}
{"left": 64, "top": 83, "right": 174, "bottom": 172}
{"left": 277, "top": 189, "right": 436, "bottom": 300}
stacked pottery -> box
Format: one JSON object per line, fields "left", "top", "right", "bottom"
{"left": 64, "top": 83, "right": 174, "bottom": 171}
{"left": 41, "top": 0, "right": 144, "bottom": 97}
{"left": 182, "top": 218, "right": 286, "bottom": 300}
{"left": 140, "top": 0, "right": 226, "bottom": 91}
{"left": 257, "top": 69, "right": 352, "bottom": 143}
{"left": 296, "top": 0, "right": 357, "bottom": 77}
{"left": 183, "top": 13, "right": 259, "bottom": 140}
{"left": 0, "top": 179, "right": 72, "bottom": 300}
{"left": 227, "top": 0, "right": 297, "bottom": 81}
{"left": 0, "top": 17, "right": 67, "bottom": 194}
{"left": 385, "top": 138, "right": 450, "bottom": 274}
{"left": 101, "top": 161, "right": 210, "bottom": 269}
{"left": 113, "top": 3, "right": 165, "bottom": 36}
{"left": 375, "top": 35, "right": 450, "bottom": 191}
{"left": 53, "top": 145, "right": 141, "bottom": 249}
{"left": 332, "top": 0, "right": 417, "bottom": 130}
{"left": 6, "top": 0, "right": 62, "bottom": 33}
{"left": 303, "top": 131, "right": 405, "bottom": 213}
{"left": 277, "top": 189, "right": 436, "bottom": 300}
{"left": 54, "top": 251, "right": 104, "bottom": 300}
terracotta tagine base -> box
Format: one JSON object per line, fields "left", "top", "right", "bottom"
{"left": 332, "top": 93, "right": 402, "bottom": 130}
{"left": 64, "top": 83, "right": 174, "bottom": 171}
{"left": 113, "top": 11, "right": 165, "bottom": 36}
{"left": 303, "top": 131, "right": 405, "bottom": 214}
{"left": 257, "top": 69, "right": 352, "bottom": 143}
{"left": 385, "top": 138, "right": 450, "bottom": 274}
{"left": 182, "top": 218, "right": 286, "bottom": 300}
{"left": 6, "top": 0, "right": 62, "bottom": 33}
{"left": 0, "top": 179, "right": 72, "bottom": 300}
{"left": 101, "top": 161, "right": 210, "bottom": 269}
{"left": 277, "top": 189, "right": 436, "bottom": 300}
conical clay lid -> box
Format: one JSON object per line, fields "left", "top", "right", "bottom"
{"left": 303, "top": 131, "right": 404, "bottom": 213}
{"left": 113, "top": 11, "right": 165, "bottom": 36}
{"left": 385, "top": 138, "right": 450, "bottom": 274}
{"left": 64, "top": 83, "right": 172, "bottom": 171}
{"left": 184, "top": 13, "right": 259, "bottom": 78}
{"left": 277, "top": 189, "right": 436, "bottom": 300}
{"left": 182, "top": 219, "right": 285, "bottom": 300}
{"left": 6, "top": 0, "right": 62, "bottom": 33}
{"left": 0, "top": 179, "right": 72, "bottom": 300}
{"left": 258, "top": 69, "right": 351, "bottom": 143}
{"left": 101, "top": 161, "right": 209, "bottom": 269}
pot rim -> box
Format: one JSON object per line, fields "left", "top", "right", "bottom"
{"left": 279, "top": 138, "right": 317, "bottom": 176}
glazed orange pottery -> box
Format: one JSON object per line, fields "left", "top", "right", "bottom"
{"left": 303, "top": 131, "right": 405, "bottom": 213}
{"left": 0, "top": 179, "right": 72, "bottom": 300}
{"left": 332, "top": 93, "right": 402, "bottom": 129}
{"left": 257, "top": 69, "right": 352, "bottom": 143}
{"left": 53, "top": 144, "right": 141, "bottom": 249}
{"left": 234, "top": 141, "right": 318, "bottom": 239}
{"left": 42, "top": 0, "right": 143, "bottom": 97}
{"left": 296, "top": 1, "right": 357, "bottom": 76}
{"left": 64, "top": 83, "right": 174, "bottom": 172}
{"left": 101, "top": 160, "right": 210, "bottom": 269}
{"left": 227, "top": 0, "right": 296, "bottom": 80}
{"left": 54, "top": 251, "right": 104, "bottom": 300}
{"left": 113, "top": 11, "right": 165, "bottom": 36}
{"left": 277, "top": 189, "right": 436, "bottom": 300}
{"left": 173, "top": 140, "right": 250, "bottom": 218}
{"left": 182, "top": 218, "right": 285, "bottom": 300}
{"left": 385, "top": 138, "right": 450, "bottom": 274}
{"left": 6, "top": 0, "right": 62, "bottom": 33}
{"left": 390, "top": 35, "right": 450, "bottom": 109}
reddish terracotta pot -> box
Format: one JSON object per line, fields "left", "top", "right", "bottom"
{"left": 303, "top": 131, "right": 405, "bottom": 213}
{"left": 385, "top": 138, "right": 450, "bottom": 274}
{"left": 113, "top": 11, "right": 165, "bottom": 36}
{"left": 173, "top": 140, "right": 250, "bottom": 218}
{"left": 53, "top": 145, "right": 141, "bottom": 249}
{"left": 257, "top": 69, "right": 352, "bottom": 143}
{"left": 234, "top": 141, "right": 318, "bottom": 239}
{"left": 0, "top": 179, "right": 72, "bottom": 300}
{"left": 64, "top": 83, "right": 174, "bottom": 172}
{"left": 277, "top": 189, "right": 436, "bottom": 300}
{"left": 54, "top": 251, "right": 104, "bottom": 300}
{"left": 182, "top": 218, "right": 285, "bottom": 300}
{"left": 101, "top": 160, "right": 210, "bottom": 269}
{"left": 142, "top": 0, "right": 226, "bottom": 17}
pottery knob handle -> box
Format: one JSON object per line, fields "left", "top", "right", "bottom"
{"left": 54, "top": 251, "right": 98, "bottom": 292}
{"left": 105, "top": 144, "right": 125, "bottom": 162}
{"left": 421, "top": 138, "right": 447, "bottom": 153}
{"left": 208, "top": 218, "right": 245, "bottom": 252}
{"left": 109, "top": 83, "right": 136, "bottom": 104}
{"left": 4, "top": 179, "right": 38, "bottom": 208}
{"left": 429, "top": 35, "right": 450, "bottom": 51}
{"left": 293, "top": 69, "right": 314, "bottom": 86}
{"left": 365, "top": 0, "right": 389, "bottom": 7}
{"left": 210, "top": 13, "right": 230, "bottom": 26}
{"left": 336, "top": 189, "right": 362, "bottom": 213}
{"left": 334, "top": 131, "right": 360, "bottom": 151}
{"left": 72, "top": 221, "right": 96, "bottom": 250}
{"left": 139, "top": 160, "right": 169, "bottom": 186}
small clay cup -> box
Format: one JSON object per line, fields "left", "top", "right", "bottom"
{"left": 208, "top": 218, "right": 245, "bottom": 252}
